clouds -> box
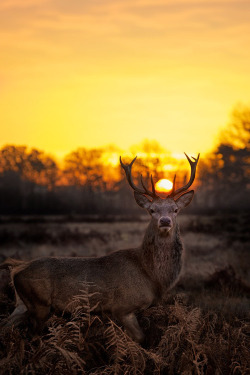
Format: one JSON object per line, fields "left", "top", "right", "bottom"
{"left": 0, "top": 0, "right": 249, "bottom": 155}
{"left": 1, "top": 0, "right": 249, "bottom": 81}
{"left": 1, "top": 0, "right": 249, "bottom": 50}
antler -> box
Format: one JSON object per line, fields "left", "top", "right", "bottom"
{"left": 120, "top": 156, "right": 160, "bottom": 199}
{"left": 168, "top": 153, "right": 200, "bottom": 198}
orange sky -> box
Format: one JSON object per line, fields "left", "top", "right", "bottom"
{"left": 0, "top": 0, "right": 249, "bottom": 159}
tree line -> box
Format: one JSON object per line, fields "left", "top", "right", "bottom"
{"left": 0, "top": 105, "right": 249, "bottom": 215}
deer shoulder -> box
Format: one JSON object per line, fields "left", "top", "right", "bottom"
{"left": 1, "top": 153, "right": 199, "bottom": 343}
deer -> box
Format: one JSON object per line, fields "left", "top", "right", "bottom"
{"left": 0, "top": 153, "right": 199, "bottom": 343}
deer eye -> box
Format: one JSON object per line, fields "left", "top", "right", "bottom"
{"left": 149, "top": 208, "right": 155, "bottom": 214}
{"left": 174, "top": 209, "right": 178, "bottom": 213}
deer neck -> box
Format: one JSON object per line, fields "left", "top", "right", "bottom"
{"left": 141, "top": 220, "right": 183, "bottom": 289}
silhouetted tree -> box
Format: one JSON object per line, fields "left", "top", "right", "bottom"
{"left": 26, "top": 149, "right": 59, "bottom": 189}
{"left": 0, "top": 145, "right": 60, "bottom": 214}
{"left": 219, "top": 104, "right": 250, "bottom": 149}
{"left": 63, "top": 148, "right": 105, "bottom": 189}
{"left": 0, "top": 145, "right": 59, "bottom": 188}
{"left": 199, "top": 104, "right": 250, "bottom": 211}
{"left": 0, "top": 146, "right": 27, "bottom": 175}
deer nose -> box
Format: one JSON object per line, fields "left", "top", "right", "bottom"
{"left": 159, "top": 217, "right": 172, "bottom": 227}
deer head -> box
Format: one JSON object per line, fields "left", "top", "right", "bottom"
{"left": 120, "top": 153, "right": 200, "bottom": 235}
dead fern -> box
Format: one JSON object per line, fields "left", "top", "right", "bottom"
{"left": 0, "top": 293, "right": 249, "bottom": 374}
{"left": 156, "top": 299, "right": 250, "bottom": 375}
{"left": 105, "top": 318, "right": 146, "bottom": 374}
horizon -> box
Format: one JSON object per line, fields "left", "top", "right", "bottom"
{"left": 0, "top": 140, "right": 200, "bottom": 165}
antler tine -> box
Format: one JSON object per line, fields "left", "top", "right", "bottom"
{"left": 168, "top": 174, "right": 176, "bottom": 198}
{"left": 140, "top": 175, "right": 151, "bottom": 196}
{"left": 120, "top": 156, "right": 144, "bottom": 195}
{"left": 151, "top": 175, "right": 156, "bottom": 196}
{"left": 120, "top": 156, "right": 159, "bottom": 199}
{"left": 169, "top": 153, "right": 200, "bottom": 198}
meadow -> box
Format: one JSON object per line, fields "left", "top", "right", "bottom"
{"left": 0, "top": 213, "right": 249, "bottom": 374}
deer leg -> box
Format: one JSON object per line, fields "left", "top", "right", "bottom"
{"left": 119, "top": 312, "right": 145, "bottom": 343}
{"left": 28, "top": 304, "right": 51, "bottom": 334}
{"left": 9, "top": 302, "right": 28, "bottom": 325}
{"left": 14, "top": 275, "right": 51, "bottom": 334}
{"left": 15, "top": 293, "right": 50, "bottom": 333}
{"left": 0, "top": 301, "right": 28, "bottom": 328}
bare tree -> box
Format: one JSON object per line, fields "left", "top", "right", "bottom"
{"left": 219, "top": 104, "right": 250, "bottom": 149}
{"left": 63, "top": 148, "right": 105, "bottom": 190}
{"left": 198, "top": 104, "right": 250, "bottom": 211}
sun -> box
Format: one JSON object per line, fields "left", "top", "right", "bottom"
{"left": 155, "top": 179, "right": 173, "bottom": 193}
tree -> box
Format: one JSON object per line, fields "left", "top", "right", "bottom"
{"left": 130, "top": 139, "right": 170, "bottom": 184}
{"left": 199, "top": 104, "right": 250, "bottom": 211}
{"left": 63, "top": 148, "right": 105, "bottom": 190}
{"left": 219, "top": 104, "right": 250, "bottom": 149}
{"left": 0, "top": 145, "right": 59, "bottom": 188}
{"left": 26, "top": 149, "right": 59, "bottom": 189}
{"left": 0, "top": 145, "right": 27, "bottom": 175}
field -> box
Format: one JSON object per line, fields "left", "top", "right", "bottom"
{"left": 0, "top": 213, "right": 249, "bottom": 374}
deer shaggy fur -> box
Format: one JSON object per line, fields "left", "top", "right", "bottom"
{"left": 0, "top": 154, "right": 199, "bottom": 342}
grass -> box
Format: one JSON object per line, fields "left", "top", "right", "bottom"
{"left": 0, "top": 292, "right": 249, "bottom": 374}
{"left": 0, "top": 214, "right": 249, "bottom": 374}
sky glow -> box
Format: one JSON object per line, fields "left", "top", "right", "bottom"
{"left": 0, "top": 0, "right": 249, "bottom": 158}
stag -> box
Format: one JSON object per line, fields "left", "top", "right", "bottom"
{"left": 0, "top": 153, "right": 199, "bottom": 342}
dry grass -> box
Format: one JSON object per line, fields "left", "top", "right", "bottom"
{"left": 0, "top": 214, "right": 249, "bottom": 374}
{"left": 0, "top": 293, "right": 249, "bottom": 375}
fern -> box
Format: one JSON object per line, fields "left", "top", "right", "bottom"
{"left": 0, "top": 294, "right": 249, "bottom": 374}
{"left": 104, "top": 318, "right": 147, "bottom": 374}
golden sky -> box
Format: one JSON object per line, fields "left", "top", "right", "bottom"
{"left": 0, "top": 0, "right": 249, "bottom": 158}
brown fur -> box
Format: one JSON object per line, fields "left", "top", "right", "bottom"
{"left": 0, "top": 258, "right": 27, "bottom": 270}
{"left": 1, "top": 190, "right": 195, "bottom": 342}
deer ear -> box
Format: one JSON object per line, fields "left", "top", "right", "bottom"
{"left": 175, "top": 190, "right": 194, "bottom": 210}
{"left": 134, "top": 192, "right": 152, "bottom": 209}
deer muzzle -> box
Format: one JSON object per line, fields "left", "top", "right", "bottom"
{"left": 158, "top": 217, "right": 172, "bottom": 232}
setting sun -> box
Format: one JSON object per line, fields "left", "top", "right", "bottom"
{"left": 155, "top": 179, "right": 173, "bottom": 193}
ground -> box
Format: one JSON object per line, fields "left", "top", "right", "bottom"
{"left": 0, "top": 213, "right": 249, "bottom": 374}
